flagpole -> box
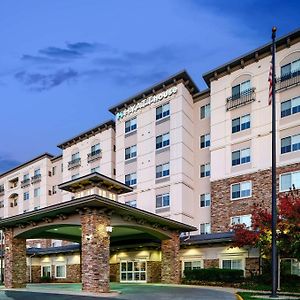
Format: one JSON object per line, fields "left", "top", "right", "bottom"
{"left": 271, "top": 26, "right": 278, "bottom": 298}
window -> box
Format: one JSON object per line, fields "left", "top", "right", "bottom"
{"left": 232, "top": 80, "right": 251, "bottom": 99}
{"left": 91, "top": 166, "right": 100, "bottom": 173}
{"left": 200, "top": 163, "right": 210, "bottom": 178}
{"left": 34, "top": 169, "right": 41, "bottom": 176}
{"left": 23, "top": 173, "right": 29, "bottom": 180}
{"left": 281, "top": 97, "right": 300, "bottom": 118}
{"left": 199, "top": 223, "right": 211, "bottom": 234}
{"left": 231, "top": 215, "right": 252, "bottom": 228}
{"left": 125, "top": 173, "right": 137, "bottom": 186}
{"left": 200, "top": 134, "right": 210, "bottom": 148}
{"left": 52, "top": 166, "right": 56, "bottom": 176}
{"left": 125, "top": 145, "right": 137, "bottom": 160}
{"left": 55, "top": 265, "right": 66, "bottom": 278}
{"left": 61, "top": 163, "right": 63, "bottom": 172}
{"left": 41, "top": 265, "right": 51, "bottom": 277}
{"left": 91, "top": 143, "right": 101, "bottom": 155}
{"left": 23, "top": 191, "right": 29, "bottom": 201}
{"left": 231, "top": 181, "right": 252, "bottom": 199}
{"left": 34, "top": 188, "right": 41, "bottom": 197}
{"left": 71, "top": 174, "right": 79, "bottom": 180}
{"left": 183, "top": 261, "right": 202, "bottom": 271}
{"left": 156, "top": 133, "right": 170, "bottom": 149}
{"left": 280, "top": 171, "right": 300, "bottom": 191}
{"left": 156, "top": 102, "right": 170, "bottom": 120}
{"left": 71, "top": 152, "right": 80, "bottom": 161}
{"left": 281, "top": 134, "right": 300, "bottom": 154}
{"left": 222, "top": 259, "right": 243, "bottom": 270}
{"left": 156, "top": 193, "right": 170, "bottom": 208}
{"left": 125, "top": 200, "right": 137, "bottom": 207}
{"left": 52, "top": 185, "right": 57, "bottom": 195}
{"left": 125, "top": 117, "right": 137, "bottom": 133}
{"left": 232, "top": 114, "right": 250, "bottom": 133}
{"left": 200, "top": 193, "right": 211, "bottom": 207}
{"left": 156, "top": 163, "right": 170, "bottom": 178}
{"left": 281, "top": 59, "right": 300, "bottom": 79}
{"left": 232, "top": 148, "right": 251, "bottom": 166}
{"left": 200, "top": 104, "right": 210, "bottom": 119}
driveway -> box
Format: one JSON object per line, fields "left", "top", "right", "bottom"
{"left": 0, "top": 283, "right": 236, "bottom": 300}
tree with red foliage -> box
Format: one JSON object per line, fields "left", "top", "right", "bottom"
{"left": 232, "top": 191, "right": 300, "bottom": 260}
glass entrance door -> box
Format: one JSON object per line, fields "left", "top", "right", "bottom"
{"left": 120, "top": 260, "right": 147, "bottom": 282}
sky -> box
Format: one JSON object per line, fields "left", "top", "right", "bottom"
{"left": 0, "top": 0, "right": 299, "bottom": 173}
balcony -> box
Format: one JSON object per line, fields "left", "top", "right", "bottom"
{"left": 87, "top": 149, "right": 102, "bottom": 163}
{"left": 21, "top": 178, "right": 30, "bottom": 188}
{"left": 68, "top": 158, "right": 81, "bottom": 170}
{"left": 0, "top": 189, "right": 4, "bottom": 196}
{"left": 31, "top": 174, "right": 41, "bottom": 184}
{"left": 276, "top": 71, "right": 300, "bottom": 91}
{"left": 226, "top": 88, "right": 256, "bottom": 111}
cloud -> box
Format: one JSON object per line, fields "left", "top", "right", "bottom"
{"left": 0, "top": 157, "right": 20, "bottom": 174}
{"left": 21, "top": 54, "right": 66, "bottom": 64}
{"left": 66, "top": 42, "right": 104, "bottom": 53}
{"left": 14, "top": 68, "right": 78, "bottom": 91}
{"left": 38, "top": 46, "right": 82, "bottom": 59}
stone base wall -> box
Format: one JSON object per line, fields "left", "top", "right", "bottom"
{"left": 204, "top": 259, "right": 219, "bottom": 268}
{"left": 110, "top": 263, "right": 120, "bottom": 282}
{"left": 26, "top": 239, "right": 52, "bottom": 248}
{"left": 27, "top": 265, "right": 41, "bottom": 283}
{"left": 211, "top": 162, "right": 300, "bottom": 232}
{"left": 147, "top": 261, "right": 161, "bottom": 283}
{"left": 245, "top": 257, "right": 260, "bottom": 277}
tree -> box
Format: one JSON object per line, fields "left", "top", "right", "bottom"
{"left": 232, "top": 191, "right": 300, "bottom": 260}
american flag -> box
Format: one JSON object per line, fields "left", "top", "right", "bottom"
{"left": 268, "top": 62, "right": 273, "bottom": 105}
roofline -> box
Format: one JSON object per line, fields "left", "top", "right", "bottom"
{"left": 0, "top": 153, "right": 54, "bottom": 179}
{"left": 202, "top": 27, "right": 300, "bottom": 85}
{"left": 57, "top": 119, "right": 115, "bottom": 150}
{"left": 193, "top": 88, "right": 210, "bottom": 103}
{"left": 51, "top": 154, "right": 63, "bottom": 162}
{"left": 108, "top": 70, "right": 199, "bottom": 114}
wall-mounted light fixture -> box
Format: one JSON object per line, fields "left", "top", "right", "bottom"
{"left": 106, "top": 226, "right": 113, "bottom": 233}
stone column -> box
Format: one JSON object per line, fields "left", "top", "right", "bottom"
{"left": 4, "top": 228, "right": 27, "bottom": 288}
{"left": 161, "top": 232, "right": 180, "bottom": 284}
{"left": 80, "top": 208, "right": 111, "bottom": 293}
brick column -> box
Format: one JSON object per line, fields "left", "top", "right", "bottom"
{"left": 80, "top": 208, "right": 111, "bottom": 293}
{"left": 4, "top": 228, "right": 27, "bottom": 288}
{"left": 161, "top": 232, "right": 180, "bottom": 284}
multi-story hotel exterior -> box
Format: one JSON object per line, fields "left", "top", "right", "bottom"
{"left": 0, "top": 28, "right": 300, "bottom": 287}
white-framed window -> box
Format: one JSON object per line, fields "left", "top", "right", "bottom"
{"left": 91, "top": 166, "right": 100, "bottom": 173}
{"left": 91, "top": 143, "right": 101, "bottom": 155}
{"left": 200, "top": 133, "right": 210, "bottom": 149}
{"left": 183, "top": 260, "right": 203, "bottom": 272}
{"left": 156, "top": 133, "right": 170, "bottom": 150}
{"left": 280, "top": 171, "right": 300, "bottom": 192}
{"left": 34, "top": 168, "right": 41, "bottom": 176}
{"left": 55, "top": 265, "right": 66, "bottom": 278}
{"left": 125, "top": 200, "right": 137, "bottom": 207}
{"left": 231, "top": 181, "right": 252, "bottom": 200}
{"left": 41, "top": 265, "right": 51, "bottom": 277}
{"left": 281, "top": 96, "right": 300, "bottom": 118}
{"left": 125, "top": 145, "right": 137, "bottom": 160}
{"left": 156, "top": 163, "right": 170, "bottom": 178}
{"left": 231, "top": 214, "right": 252, "bottom": 228}
{"left": 281, "top": 134, "right": 300, "bottom": 154}
{"left": 23, "top": 191, "right": 29, "bottom": 201}
{"left": 232, "top": 114, "right": 250, "bottom": 134}
{"left": 200, "top": 104, "right": 210, "bottom": 119}
{"left": 232, "top": 148, "right": 251, "bottom": 166}
{"left": 200, "top": 163, "right": 210, "bottom": 178}
{"left": 34, "top": 187, "right": 41, "bottom": 197}
{"left": 125, "top": 117, "right": 137, "bottom": 133}
{"left": 120, "top": 260, "right": 146, "bottom": 282}
{"left": 156, "top": 193, "right": 170, "bottom": 208}
{"left": 156, "top": 102, "right": 170, "bottom": 120}
{"left": 281, "top": 59, "right": 300, "bottom": 78}
{"left": 232, "top": 80, "right": 251, "bottom": 99}
{"left": 200, "top": 193, "right": 211, "bottom": 207}
{"left": 125, "top": 173, "right": 137, "bottom": 186}
{"left": 222, "top": 259, "right": 243, "bottom": 270}
{"left": 23, "top": 173, "right": 30, "bottom": 180}
{"left": 199, "top": 223, "right": 211, "bottom": 234}
{"left": 52, "top": 240, "right": 62, "bottom": 247}
{"left": 71, "top": 173, "right": 79, "bottom": 180}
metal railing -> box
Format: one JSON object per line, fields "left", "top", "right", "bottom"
{"left": 226, "top": 88, "right": 256, "bottom": 111}
{"left": 87, "top": 149, "right": 102, "bottom": 163}
{"left": 276, "top": 71, "right": 300, "bottom": 91}
{"left": 31, "top": 174, "right": 42, "bottom": 184}
{"left": 21, "top": 178, "right": 30, "bottom": 188}
{"left": 68, "top": 158, "right": 81, "bottom": 170}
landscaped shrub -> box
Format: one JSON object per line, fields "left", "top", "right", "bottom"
{"left": 40, "top": 276, "right": 51, "bottom": 283}
{"left": 183, "top": 268, "right": 244, "bottom": 282}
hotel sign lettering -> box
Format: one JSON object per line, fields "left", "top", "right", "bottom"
{"left": 116, "top": 86, "right": 178, "bottom": 120}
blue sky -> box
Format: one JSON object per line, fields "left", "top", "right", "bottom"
{"left": 0, "top": 0, "right": 299, "bottom": 173}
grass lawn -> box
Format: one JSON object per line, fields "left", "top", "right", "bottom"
{"left": 238, "top": 292, "right": 300, "bottom": 300}
{"left": 239, "top": 282, "right": 300, "bottom": 293}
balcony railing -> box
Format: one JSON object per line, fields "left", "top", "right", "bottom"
{"left": 31, "top": 174, "right": 41, "bottom": 184}
{"left": 87, "top": 149, "right": 102, "bottom": 163}
{"left": 226, "top": 88, "right": 256, "bottom": 111}
{"left": 276, "top": 71, "right": 300, "bottom": 91}
{"left": 21, "top": 178, "right": 30, "bottom": 188}
{"left": 0, "top": 189, "right": 4, "bottom": 196}
{"left": 68, "top": 158, "right": 81, "bottom": 170}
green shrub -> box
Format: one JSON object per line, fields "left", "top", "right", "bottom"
{"left": 183, "top": 268, "right": 244, "bottom": 282}
{"left": 40, "top": 276, "right": 51, "bottom": 283}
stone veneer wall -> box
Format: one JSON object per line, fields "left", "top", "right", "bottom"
{"left": 204, "top": 259, "right": 219, "bottom": 268}
{"left": 110, "top": 263, "right": 120, "bottom": 282}
{"left": 211, "top": 162, "right": 300, "bottom": 232}
{"left": 147, "top": 261, "right": 162, "bottom": 283}
{"left": 26, "top": 239, "right": 52, "bottom": 248}
{"left": 27, "top": 265, "right": 41, "bottom": 283}
{"left": 245, "top": 257, "right": 260, "bottom": 277}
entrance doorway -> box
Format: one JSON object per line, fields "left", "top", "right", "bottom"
{"left": 120, "top": 260, "right": 147, "bottom": 282}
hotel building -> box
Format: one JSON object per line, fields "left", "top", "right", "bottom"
{"left": 0, "top": 28, "right": 300, "bottom": 287}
